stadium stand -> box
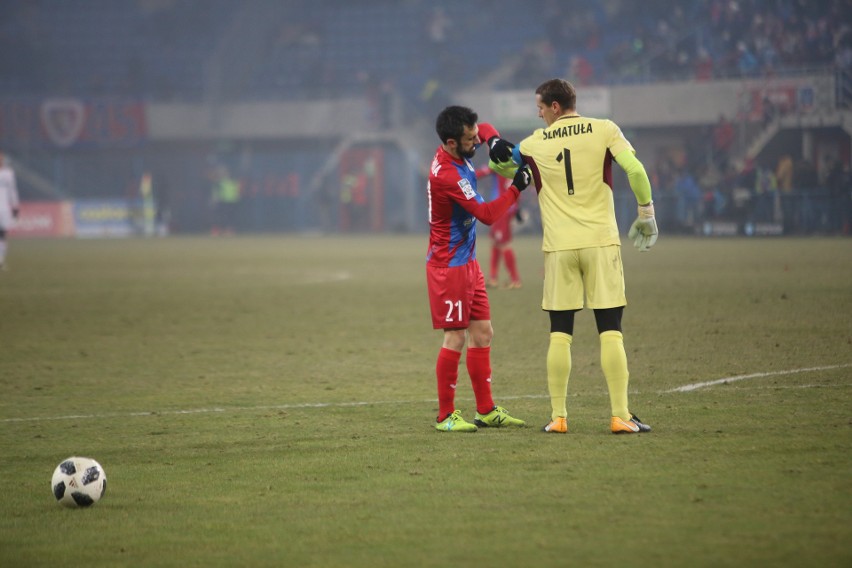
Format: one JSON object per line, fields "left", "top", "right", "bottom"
{"left": 2, "top": 0, "right": 848, "bottom": 100}
{"left": 0, "top": 0, "right": 849, "bottom": 235}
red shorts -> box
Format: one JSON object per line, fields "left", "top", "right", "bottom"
{"left": 426, "top": 259, "right": 490, "bottom": 329}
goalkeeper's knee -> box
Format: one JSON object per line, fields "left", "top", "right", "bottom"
{"left": 594, "top": 307, "right": 624, "bottom": 333}
{"left": 549, "top": 310, "right": 577, "bottom": 335}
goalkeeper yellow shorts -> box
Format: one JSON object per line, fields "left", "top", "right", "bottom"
{"left": 542, "top": 245, "right": 626, "bottom": 311}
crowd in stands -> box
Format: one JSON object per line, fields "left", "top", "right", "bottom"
{"left": 1, "top": 0, "right": 849, "bottom": 235}
{"left": 648, "top": 130, "right": 852, "bottom": 236}
{"left": 506, "top": 0, "right": 851, "bottom": 88}
{"left": 1, "top": 0, "right": 849, "bottom": 102}
{"left": 598, "top": 0, "right": 849, "bottom": 84}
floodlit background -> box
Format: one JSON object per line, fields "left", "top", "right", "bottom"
{"left": 1, "top": 0, "right": 850, "bottom": 237}
{"left": 1, "top": 3, "right": 851, "bottom": 566}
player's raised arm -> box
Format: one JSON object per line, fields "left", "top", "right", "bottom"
{"left": 457, "top": 166, "right": 532, "bottom": 225}
{"left": 475, "top": 121, "right": 516, "bottom": 165}
{"left": 476, "top": 122, "right": 500, "bottom": 143}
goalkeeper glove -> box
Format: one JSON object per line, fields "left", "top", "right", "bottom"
{"left": 487, "top": 136, "right": 515, "bottom": 163}
{"left": 511, "top": 166, "right": 532, "bottom": 192}
{"left": 488, "top": 158, "right": 517, "bottom": 180}
{"left": 627, "top": 202, "right": 658, "bottom": 252}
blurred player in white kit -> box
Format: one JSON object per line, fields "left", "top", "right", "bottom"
{"left": 0, "top": 151, "right": 20, "bottom": 270}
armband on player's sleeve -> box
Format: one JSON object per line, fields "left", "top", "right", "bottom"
{"left": 511, "top": 146, "right": 522, "bottom": 166}
{"left": 488, "top": 159, "right": 517, "bottom": 179}
{"left": 614, "top": 149, "right": 652, "bottom": 205}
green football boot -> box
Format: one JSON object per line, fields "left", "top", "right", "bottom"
{"left": 435, "top": 410, "right": 478, "bottom": 432}
{"left": 474, "top": 406, "right": 526, "bottom": 428}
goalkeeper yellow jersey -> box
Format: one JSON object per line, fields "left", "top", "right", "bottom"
{"left": 518, "top": 115, "right": 634, "bottom": 252}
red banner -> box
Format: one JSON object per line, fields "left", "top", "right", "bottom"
{"left": 9, "top": 201, "right": 75, "bottom": 237}
{"left": 0, "top": 98, "right": 147, "bottom": 148}
{"left": 741, "top": 83, "right": 816, "bottom": 121}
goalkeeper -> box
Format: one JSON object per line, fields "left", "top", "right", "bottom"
{"left": 487, "top": 78, "right": 657, "bottom": 434}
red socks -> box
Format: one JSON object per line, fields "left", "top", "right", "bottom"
{"left": 436, "top": 348, "right": 461, "bottom": 421}
{"left": 504, "top": 248, "right": 519, "bottom": 283}
{"left": 436, "top": 346, "right": 496, "bottom": 419}
{"left": 489, "top": 245, "right": 500, "bottom": 281}
{"left": 490, "top": 246, "right": 520, "bottom": 284}
{"left": 466, "top": 346, "right": 495, "bottom": 414}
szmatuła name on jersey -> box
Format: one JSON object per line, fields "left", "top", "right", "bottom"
{"left": 543, "top": 122, "right": 593, "bottom": 140}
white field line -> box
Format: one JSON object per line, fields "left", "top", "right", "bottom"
{"left": 665, "top": 363, "right": 852, "bottom": 393}
{"left": 2, "top": 363, "right": 850, "bottom": 424}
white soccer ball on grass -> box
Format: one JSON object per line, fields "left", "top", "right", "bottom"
{"left": 51, "top": 457, "right": 107, "bottom": 508}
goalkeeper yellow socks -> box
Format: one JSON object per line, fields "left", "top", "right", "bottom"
{"left": 546, "top": 332, "right": 572, "bottom": 420}
{"left": 600, "top": 330, "right": 630, "bottom": 421}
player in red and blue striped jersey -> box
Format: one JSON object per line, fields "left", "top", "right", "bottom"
{"left": 425, "top": 105, "right": 532, "bottom": 432}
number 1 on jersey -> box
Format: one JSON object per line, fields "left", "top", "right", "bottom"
{"left": 556, "top": 148, "right": 575, "bottom": 195}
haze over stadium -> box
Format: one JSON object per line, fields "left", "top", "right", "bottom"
{"left": 0, "top": 0, "right": 849, "bottom": 237}
{"left": 1, "top": 2, "right": 851, "bottom": 567}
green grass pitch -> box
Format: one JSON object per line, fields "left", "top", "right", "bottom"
{"left": 1, "top": 235, "right": 850, "bottom": 567}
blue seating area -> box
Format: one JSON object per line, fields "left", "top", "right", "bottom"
{"left": 0, "top": 0, "right": 846, "bottom": 102}
{"left": 246, "top": 0, "right": 539, "bottom": 101}
{"left": 0, "top": 0, "right": 237, "bottom": 100}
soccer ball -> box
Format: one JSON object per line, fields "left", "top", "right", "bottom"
{"left": 51, "top": 457, "right": 107, "bottom": 508}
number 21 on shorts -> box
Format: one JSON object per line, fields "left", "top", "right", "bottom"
{"left": 444, "top": 300, "right": 463, "bottom": 323}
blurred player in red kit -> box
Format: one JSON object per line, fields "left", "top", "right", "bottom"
{"left": 476, "top": 165, "right": 523, "bottom": 289}
{"left": 425, "top": 105, "right": 532, "bottom": 432}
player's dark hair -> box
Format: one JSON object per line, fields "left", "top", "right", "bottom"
{"left": 435, "top": 105, "right": 478, "bottom": 144}
{"left": 536, "top": 79, "right": 577, "bottom": 111}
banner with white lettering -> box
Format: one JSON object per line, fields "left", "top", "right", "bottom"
{"left": 9, "top": 201, "right": 75, "bottom": 238}
{"left": 73, "top": 199, "right": 141, "bottom": 238}
{"left": 491, "top": 87, "right": 612, "bottom": 130}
